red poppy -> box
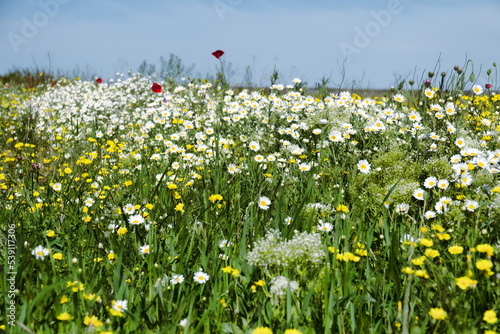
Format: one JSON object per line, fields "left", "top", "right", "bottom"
{"left": 212, "top": 50, "right": 224, "bottom": 59}
{"left": 485, "top": 84, "right": 492, "bottom": 89}
{"left": 96, "top": 78, "right": 103, "bottom": 84}
{"left": 151, "top": 83, "right": 162, "bottom": 93}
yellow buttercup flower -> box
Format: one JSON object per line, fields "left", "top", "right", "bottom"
{"left": 484, "top": 310, "right": 498, "bottom": 324}
{"left": 402, "top": 267, "right": 414, "bottom": 275}
{"left": 221, "top": 266, "right": 232, "bottom": 273}
{"left": 448, "top": 245, "right": 463, "bottom": 255}
{"left": 175, "top": 203, "right": 185, "bottom": 213}
{"left": 83, "top": 315, "right": 103, "bottom": 327}
{"left": 109, "top": 308, "right": 123, "bottom": 317}
{"left": 117, "top": 227, "right": 128, "bottom": 237}
{"left": 431, "top": 225, "right": 445, "bottom": 232}
{"left": 476, "top": 259, "right": 493, "bottom": 271}
{"left": 420, "top": 238, "right": 434, "bottom": 247}
{"left": 424, "top": 249, "right": 440, "bottom": 258}
{"left": 428, "top": 307, "right": 447, "bottom": 320}
{"left": 476, "top": 244, "right": 494, "bottom": 257}
{"left": 436, "top": 233, "right": 451, "bottom": 240}
{"left": 56, "top": 312, "right": 72, "bottom": 321}
{"left": 336, "top": 204, "right": 349, "bottom": 212}
{"left": 415, "top": 270, "right": 429, "bottom": 279}
{"left": 254, "top": 280, "right": 266, "bottom": 286}
{"left": 284, "top": 330, "right": 302, "bottom": 334}
{"left": 456, "top": 276, "right": 477, "bottom": 290}
{"left": 209, "top": 194, "right": 223, "bottom": 202}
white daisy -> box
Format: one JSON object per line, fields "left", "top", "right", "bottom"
{"left": 298, "top": 163, "right": 311, "bottom": 172}
{"left": 424, "top": 88, "right": 435, "bottom": 99}
{"left": 424, "top": 211, "right": 436, "bottom": 219}
{"left": 254, "top": 155, "right": 264, "bottom": 163}
{"left": 112, "top": 300, "right": 128, "bottom": 312}
{"left": 455, "top": 138, "right": 466, "bottom": 148}
{"left": 459, "top": 173, "right": 473, "bottom": 186}
{"left": 472, "top": 84, "right": 483, "bottom": 95}
{"left": 139, "top": 245, "right": 150, "bottom": 254}
{"left": 413, "top": 188, "right": 425, "bottom": 201}
{"left": 393, "top": 94, "right": 405, "bottom": 103}
{"left": 423, "top": 176, "right": 437, "bottom": 189}
{"left": 227, "top": 164, "right": 239, "bottom": 174}
{"left": 170, "top": 275, "right": 184, "bottom": 285}
{"left": 219, "top": 239, "right": 231, "bottom": 248}
{"left": 249, "top": 141, "right": 260, "bottom": 152}
{"left": 437, "top": 179, "right": 449, "bottom": 190}
{"left": 465, "top": 199, "right": 479, "bottom": 212}
{"left": 123, "top": 203, "right": 135, "bottom": 215}
{"left": 329, "top": 131, "right": 343, "bottom": 142}
{"left": 31, "top": 245, "right": 50, "bottom": 260}
{"left": 258, "top": 196, "right": 271, "bottom": 210}
{"left": 193, "top": 271, "right": 210, "bottom": 284}
{"left": 450, "top": 154, "right": 462, "bottom": 163}
{"left": 357, "top": 160, "right": 371, "bottom": 174}
{"left": 317, "top": 220, "right": 333, "bottom": 232}
{"left": 129, "top": 214, "right": 145, "bottom": 225}
{"left": 395, "top": 203, "right": 409, "bottom": 215}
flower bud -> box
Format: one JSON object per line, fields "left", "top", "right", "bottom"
{"left": 390, "top": 86, "right": 396, "bottom": 92}
{"left": 409, "top": 80, "right": 414, "bottom": 86}
{"left": 454, "top": 65, "right": 459, "bottom": 71}
{"left": 470, "top": 73, "right": 475, "bottom": 82}
{"left": 486, "top": 84, "right": 492, "bottom": 90}
{"left": 441, "top": 72, "right": 446, "bottom": 77}
{"left": 487, "top": 69, "right": 492, "bottom": 76}
{"left": 424, "top": 79, "right": 431, "bottom": 87}
{"left": 457, "top": 68, "right": 463, "bottom": 74}
{"left": 428, "top": 71, "right": 434, "bottom": 78}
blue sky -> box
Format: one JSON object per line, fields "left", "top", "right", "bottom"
{"left": 1, "top": 0, "right": 499, "bottom": 88}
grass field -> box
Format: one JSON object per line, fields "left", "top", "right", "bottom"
{"left": 1, "top": 63, "right": 500, "bottom": 333}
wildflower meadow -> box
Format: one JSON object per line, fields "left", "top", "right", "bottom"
{"left": 1, "top": 56, "right": 500, "bottom": 333}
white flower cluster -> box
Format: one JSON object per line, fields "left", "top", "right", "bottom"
{"left": 247, "top": 229, "right": 326, "bottom": 267}
{"left": 489, "top": 193, "right": 500, "bottom": 213}
{"left": 304, "top": 202, "right": 334, "bottom": 215}
{"left": 269, "top": 276, "right": 299, "bottom": 297}
{"left": 386, "top": 180, "right": 419, "bottom": 202}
